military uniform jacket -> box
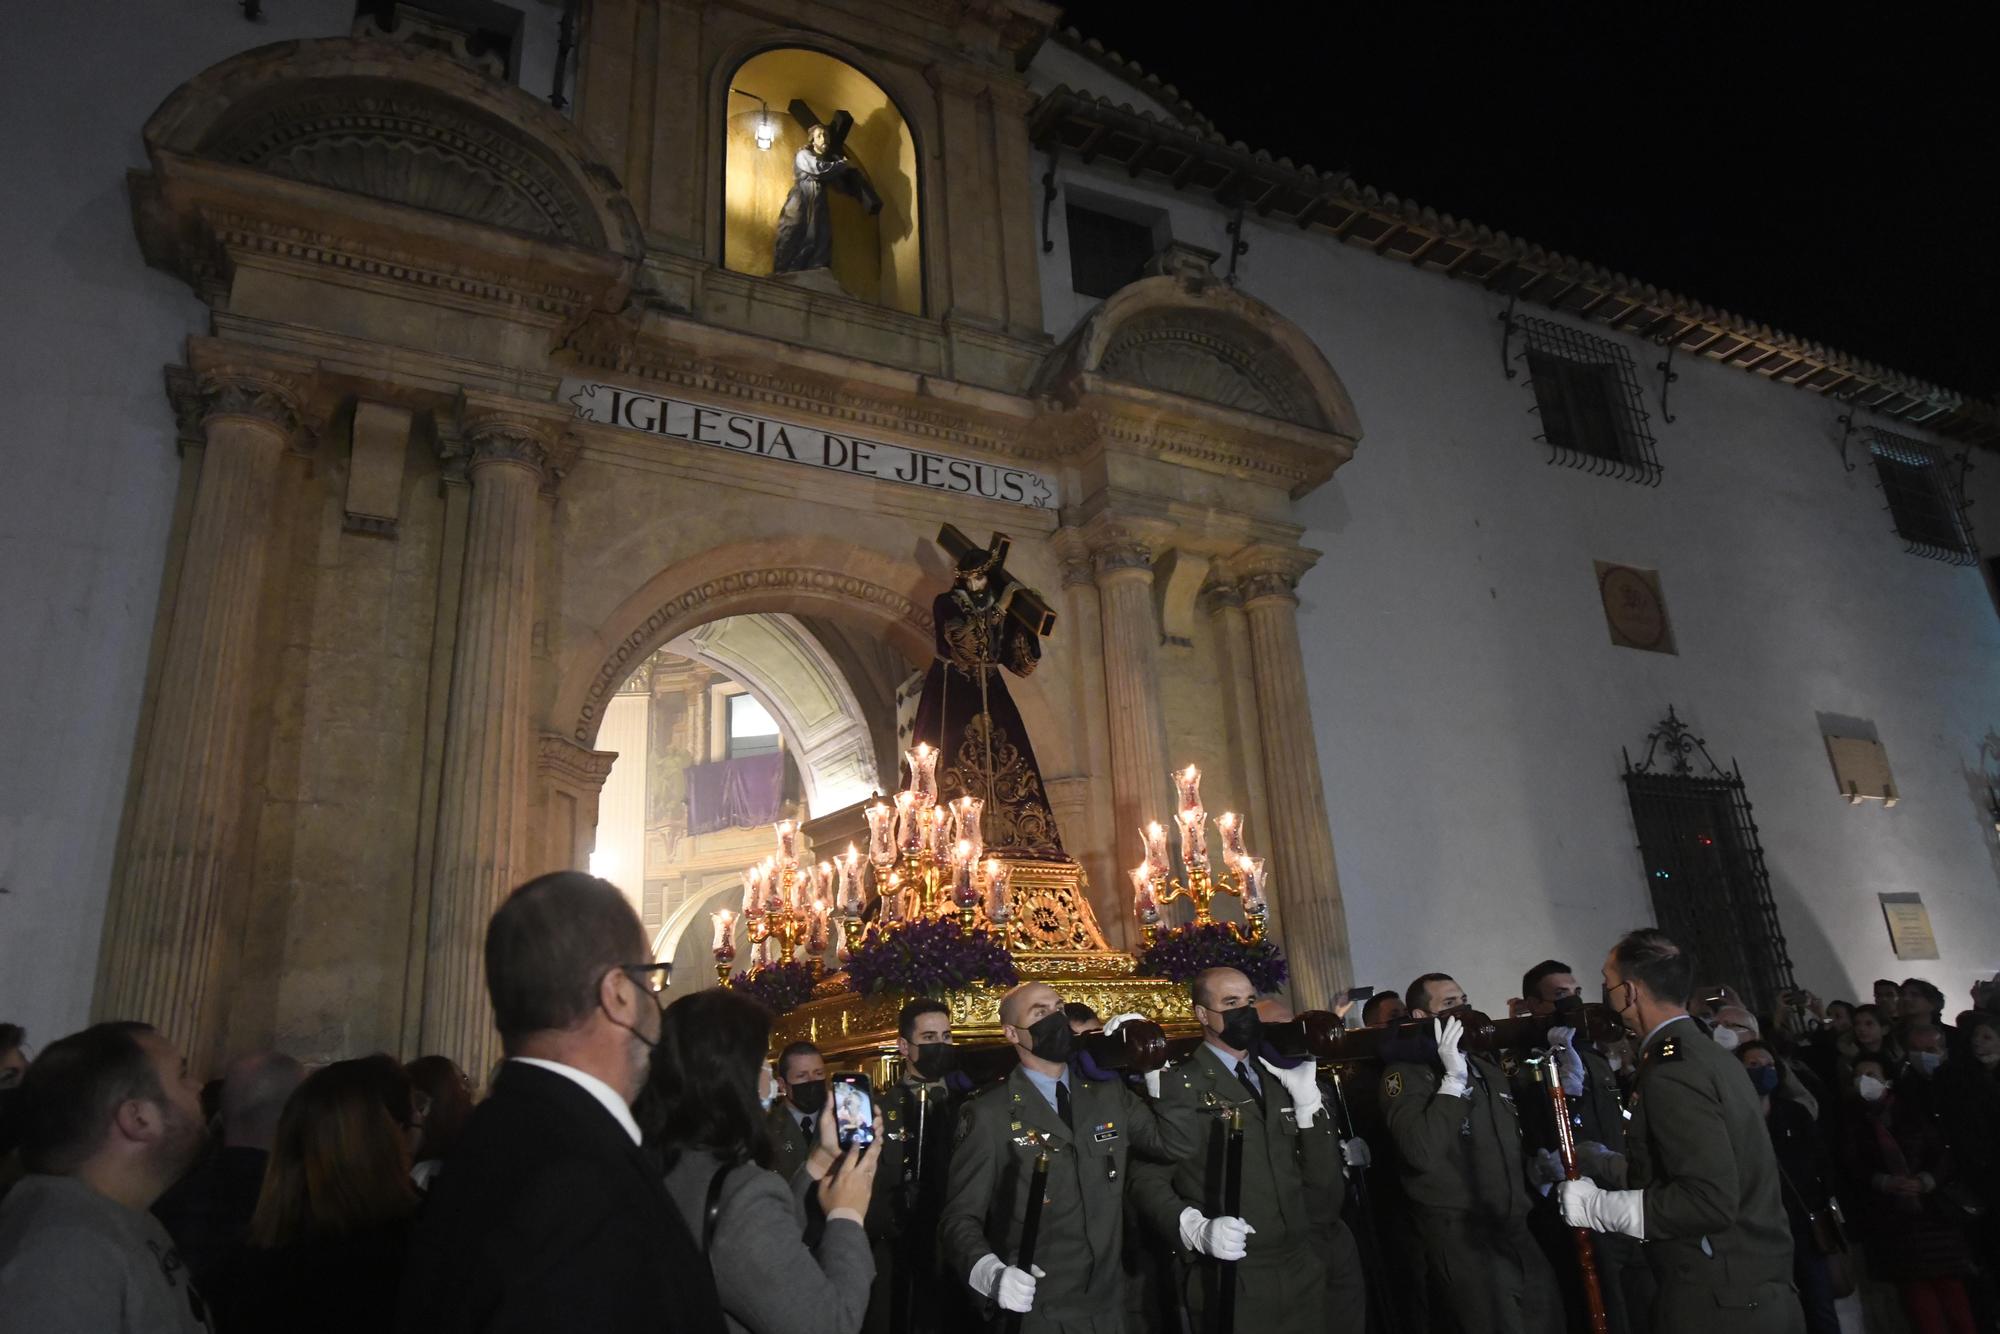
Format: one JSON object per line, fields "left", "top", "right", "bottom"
{"left": 1133, "top": 1043, "right": 1344, "bottom": 1258}
{"left": 1382, "top": 1051, "right": 1533, "bottom": 1221}
{"left": 939, "top": 1065, "right": 1192, "bottom": 1322}
{"left": 1627, "top": 1017, "right": 1794, "bottom": 1292}
{"left": 767, "top": 1103, "right": 815, "bottom": 1184}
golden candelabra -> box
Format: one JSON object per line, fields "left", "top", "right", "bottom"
{"left": 1133, "top": 764, "right": 1271, "bottom": 946}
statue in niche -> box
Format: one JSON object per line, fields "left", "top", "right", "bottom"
{"left": 772, "top": 99, "right": 882, "bottom": 274}
{"left": 909, "top": 526, "right": 1064, "bottom": 858}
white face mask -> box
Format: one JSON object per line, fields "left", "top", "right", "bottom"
{"left": 1713, "top": 1026, "right": 1742, "bottom": 1051}
{"left": 1856, "top": 1074, "right": 1888, "bottom": 1103}
{"left": 1914, "top": 1051, "right": 1943, "bottom": 1076}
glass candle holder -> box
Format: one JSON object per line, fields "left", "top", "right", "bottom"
{"left": 1177, "top": 807, "right": 1208, "bottom": 868}
{"left": 1173, "top": 764, "right": 1203, "bottom": 815}
{"left": 865, "top": 802, "right": 897, "bottom": 867}
{"left": 1130, "top": 863, "right": 1160, "bottom": 925}
{"left": 1217, "top": 812, "right": 1247, "bottom": 862}
{"left": 1141, "top": 822, "right": 1171, "bottom": 879}
{"left": 985, "top": 857, "right": 1013, "bottom": 924}
{"left": 907, "top": 743, "right": 939, "bottom": 809}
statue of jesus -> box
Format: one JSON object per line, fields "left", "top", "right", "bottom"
{"left": 909, "top": 531, "right": 1064, "bottom": 859}
{"left": 772, "top": 117, "right": 882, "bottom": 275}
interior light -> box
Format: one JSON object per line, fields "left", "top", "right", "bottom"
{"left": 755, "top": 103, "right": 775, "bottom": 151}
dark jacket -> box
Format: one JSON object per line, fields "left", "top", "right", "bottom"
{"left": 1838, "top": 1092, "right": 1973, "bottom": 1280}
{"left": 396, "top": 1061, "right": 722, "bottom": 1334}
{"left": 153, "top": 1145, "right": 269, "bottom": 1290}
{"left": 209, "top": 1217, "right": 408, "bottom": 1334}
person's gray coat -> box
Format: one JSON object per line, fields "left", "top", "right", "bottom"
{"left": 663, "top": 1147, "right": 875, "bottom": 1334}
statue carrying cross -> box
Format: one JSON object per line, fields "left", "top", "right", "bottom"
{"left": 771, "top": 98, "right": 883, "bottom": 274}
{"left": 908, "top": 525, "right": 1065, "bottom": 859}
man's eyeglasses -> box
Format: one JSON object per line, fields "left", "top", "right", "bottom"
{"left": 618, "top": 963, "right": 673, "bottom": 995}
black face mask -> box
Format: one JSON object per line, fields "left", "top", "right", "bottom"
{"left": 1215, "top": 1005, "right": 1263, "bottom": 1053}
{"left": 912, "top": 1042, "right": 958, "bottom": 1080}
{"left": 788, "top": 1079, "right": 828, "bottom": 1115}
{"left": 1023, "top": 1010, "right": 1075, "bottom": 1063}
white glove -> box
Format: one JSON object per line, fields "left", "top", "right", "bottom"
{"left": 970, "top": 1254, "right": 1044, "bottom": 1312}
{"left": 1559, "top": 1178, "right": 1645, "bottom": 1239}
{"left": 1178, "top": 1206, "right": 1255, "bottom": 1261}
{"left": 1102, "top": 1012, "right": 1147, "bottom": 1035}
{"left": 1548, "top": 1028, "right": 1586, "bottom": 1097}
{"left": 1142, "top": 1068, "right": 1161, "bottom": 1099}
{"left": 1528, "top": 1148, "right": 1566, "bottom": 1187}
{"left": 1341, "top": 1137, "right": 1372, "bottom": 1168}
{"left": 1259, "top": 1056, "right": 1325, "bottom": 1127}
{"left": 1435, "top": 1017, "right": 1469, "bottom": 1097}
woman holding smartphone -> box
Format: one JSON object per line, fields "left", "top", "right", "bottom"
{"left": 644, "top": 988, "right": 881, "bottom": 1334}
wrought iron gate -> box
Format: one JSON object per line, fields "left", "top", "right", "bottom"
{"left": 1622, "top": 707, "right": 1796, "bottom": 1013}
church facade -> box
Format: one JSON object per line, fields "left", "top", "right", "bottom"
{"left": 3, "top": 0, "right": 1995, "bottom": 1069}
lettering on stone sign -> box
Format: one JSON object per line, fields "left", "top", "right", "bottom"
{"left": 562, "top": 379, "right": 1054, "bottom": 510}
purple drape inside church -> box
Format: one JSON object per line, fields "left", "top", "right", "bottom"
{"left": 686, "top": 754, "right": 785, "bottom": 834}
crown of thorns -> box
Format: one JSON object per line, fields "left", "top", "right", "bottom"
{"left": 955, "top": 548, "right": 1001, "bottom": 578}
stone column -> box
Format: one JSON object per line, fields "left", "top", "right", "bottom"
{"left": 1200, "top": 580, "right": 1275, "bottom": 922}
{"left": 1089, "top": 529, "right": 1174, "bottom": 899}
{"left": 95, "top": 350, "right": 312, "bottom": 1063}
{"left": 418, "top": 400, "right": 570, "bottom": 1071}
{"left": 1235, "top": 550, "right": 1352, "bottom": 1007}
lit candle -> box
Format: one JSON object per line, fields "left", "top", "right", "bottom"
{"left": 1130, "top": 863, "right": 1160, "bottom": 925}
{"left": 907, "top": 743, "right": 939, "bottom": 809}
{"left": 1141, "top": 822, "right": 1171, "bottom": 878}
{"left": 775, "top": 819, "right": 798, "bottom": 867}
{"left": 985, "top": 857, "right": 1013, "bottom": 924}
{"left": 895, "top": 791, "right": 918, "bottom": 852}
{"left": 1236, "top": 855, "right": 1268, "bottom": 912}
{"left": 741, "top": 867, "right": 761, "bottom": 917}
{"left": 1217, "top": 812, "right": 1247, "bottom": 861}
{"left": 762, "top": 858, "right": 782, "bottom": 915}
{"left": 865, "top": 802, "right": 897, "bottom": 867}
{"left": 952, "top": 796, "right": 985, "bottom": 864}
{"left": 711, "top": 909, "right": 736, "bottom": 960}
{"left": 952, "top": 838, "right": 978, "bottom": 909}
{"left": 918, "top": 807, "right": 940, "bottom": 861}
{"left": 1173, "top": 764, "right": 1203, "bottom": 815}
{"left": 838, "top": 845, "right": 864, "bottom": 914}
{"left": 882, "top": 871, "right": 903, "bottom": 924}
{"left": 1177, "top": 807, "right": 1208, "bottom": 868}
{"left": 809, "top": 900, "right": 828, "bottom": 954}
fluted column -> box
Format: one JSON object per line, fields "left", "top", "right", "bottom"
{"left": 1088, "top": 529, "right": 1174, "bottom": 897}
{"left": 419, "top": 401, "right": 569, "bottom": 1071}
{"left": 1200, "top": 580, "right": 1276, "bottom": 932}
{"left": 95, "top": 350, "right": 312, "bottom": 1062}
{"left": 1235, "top": 550, "right": 1351, "bottom": 1007}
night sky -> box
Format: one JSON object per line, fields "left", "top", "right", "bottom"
{"left": 1053, "top": 6, "right": 1997, "bottom": 399}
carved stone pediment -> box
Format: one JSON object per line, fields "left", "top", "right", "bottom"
{"left": 1097, "top": 309, "right": 1329, "bottom": 431}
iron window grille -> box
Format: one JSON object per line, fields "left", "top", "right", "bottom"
{"left": 1867, "top": 428, "right": 1977, "bottom": 566}
{"left": 1066, "top": 203, "right": 1156, "bottom": 299}
{"left": 1514, "top": 316, "right": 1661, "bottom": 486}
{"left": 1622, "top": 707, "right": 1795, "bottom": 1015}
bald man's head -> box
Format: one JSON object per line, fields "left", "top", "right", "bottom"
{"left": 999, "top": 982, "right": 1060, "bottom": 1030}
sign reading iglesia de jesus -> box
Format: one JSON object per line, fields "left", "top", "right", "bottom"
{"left": 560, "top": 378, "right": 1056, "bottom": 510}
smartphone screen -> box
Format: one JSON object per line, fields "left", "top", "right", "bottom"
{"left": 833, "top": 1079, "right": 874, "bottom": 1149}
{"left": 1346, "top": 986, "right": 1376, "bottom": 1003}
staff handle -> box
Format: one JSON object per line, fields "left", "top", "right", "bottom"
{"left": 1214, "top": 1108, "right": 1245, "bottom": 1334}
{"left": 1542, "top": 1050, "right": 1610, "bottom": 1334}
{"left": 1002, "top": 1149, "right": 1051, "bottom": 1334}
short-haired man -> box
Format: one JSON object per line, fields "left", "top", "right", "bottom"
{"left": 154, "top": 1049, "right": 304, "bottom": 1288}
{"left": 0, "top": 1021, "right": 214, "bottom": 1332}
{"left": 864, "top": 999, "right": 963, "bottom": 1334}
{"left": 1360, "top": 991, "right": 1406, "bottom": 1027}
{"left": 941, "top": 982, "right": 1193, "bottom": 1330}
{"left": 1562, "top": 929, "right": 1800, "bottom": 1334}
{"left": 768, "top": 1040, "right": 829, "bottom": 1182}
{"left": 1131, "top": 968, "right": 1340, "bottom": 1334}
{"left": 1512, "top": 961, "right": 1644, "bottom": 1334}
{"left": 397, "top": 871, "right": 721, "bottom": 1334}
{"left": 1383, "top": 973, "right": 1561, "bottom": 1334}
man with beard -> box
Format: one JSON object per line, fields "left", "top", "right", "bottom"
{"left": 1562, "top": 929, "right": 1800, "bottom": 1334}
{"left": 0, "top": 1021, "right": 214, "bottom": 1332}
{"left": 1384, "top": 972, "right": 1562, "bottom": 1334}
{"left": 940, "top": 981, "right": 1194, "bottom": 1332}
{"left": 397, "top": 871, "right": 721, "bottom": 1334}
{"left": 767, "top": 1041, "right": 829, "bottom": 1182}
{"left": 1132, "top": 968, "right": 1342, "bottom": 1333}
{"left": 866, "top": 998, "right": 966, "bottom": 1334}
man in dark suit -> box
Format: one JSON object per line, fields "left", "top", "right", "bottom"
{"left": 397, "top": 871, "right": 723, "bottom": 1334}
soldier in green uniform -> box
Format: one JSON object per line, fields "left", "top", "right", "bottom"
{"left": 765, "top": 1039, "right": 827, "bottom": 1182}
{"left": 1511, "top": 959, "right": 1650, "bottom": 1334}
{"left": 866, "top": 997, "right": 967, "bottom": 1334}
{"left": 939, "top": 981, "right": 1195, "bottom": 1333}
{"left": 1562, "top": 929, "right": 1803, "bottom": 1334}
{"left": 1132, "top": 967, "right": 1344, "bottom": 1333}
{"left": 1383, "top": 973, "right": 1562, "bottom": 1334}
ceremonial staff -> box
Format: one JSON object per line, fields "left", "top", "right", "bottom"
{"left": 1215, "top": 1107, "right": 1245, "bottom": 1334}
{"left": 1538, "top": 1046, "right": 1609, "bottom": 1334}
{"left": 1003, "top": 1148, "right": 1051, "bottom": 1334}
{"left": 1326, "top": 1066, "right": 1399, "bottom": 1334}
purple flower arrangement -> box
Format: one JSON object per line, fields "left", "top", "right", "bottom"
{"left": 843, "top": 917, "right": 1019, "bottom": 997}
{"left": 1135, "top": 922, "right": 1289, "bottom": 994}
{"left": 726, "top": 959, "right": 821, "bottom": 1017}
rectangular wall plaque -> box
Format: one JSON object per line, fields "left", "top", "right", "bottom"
{"left": 558, "top": 378, "right": 1056, "bottom": 510}
{"left": 1879, "top": 892, "right": 1938, "bottom": 960}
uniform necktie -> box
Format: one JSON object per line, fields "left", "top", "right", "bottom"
{"left": 1055, "top": 1080, "right": 1073, "bottom": 1129}
{"left": 802, "top": 1114, "right": 816, "bottom": 1141}
{"left": 1235, "top": 1059, "right": 1264, "bottom": 1107}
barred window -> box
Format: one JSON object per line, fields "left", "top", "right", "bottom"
{"left": 1514, "top": 316, "right": 1661, "bottom": 485}
{"left": 1066, "top": 203, "right": 1155, "bottom": 299}
{"left": 1868, "top": 429, "right": 1976, "bottom": 565}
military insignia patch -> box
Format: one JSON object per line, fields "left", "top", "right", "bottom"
{"left": 1385, "top": 1071, "right": 1404, "bottom": 1098}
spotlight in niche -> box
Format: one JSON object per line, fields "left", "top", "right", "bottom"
{"left": 755, "top": 111, "right": 776, "bottom": 152}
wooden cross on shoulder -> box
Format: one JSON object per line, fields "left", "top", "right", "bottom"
{"left": 788, "top": 99, "right": 855, "bottom": 153}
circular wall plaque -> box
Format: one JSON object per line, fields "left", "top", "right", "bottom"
{"left": 1599, "top": 565, "right": 1670, "bottom": 651}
